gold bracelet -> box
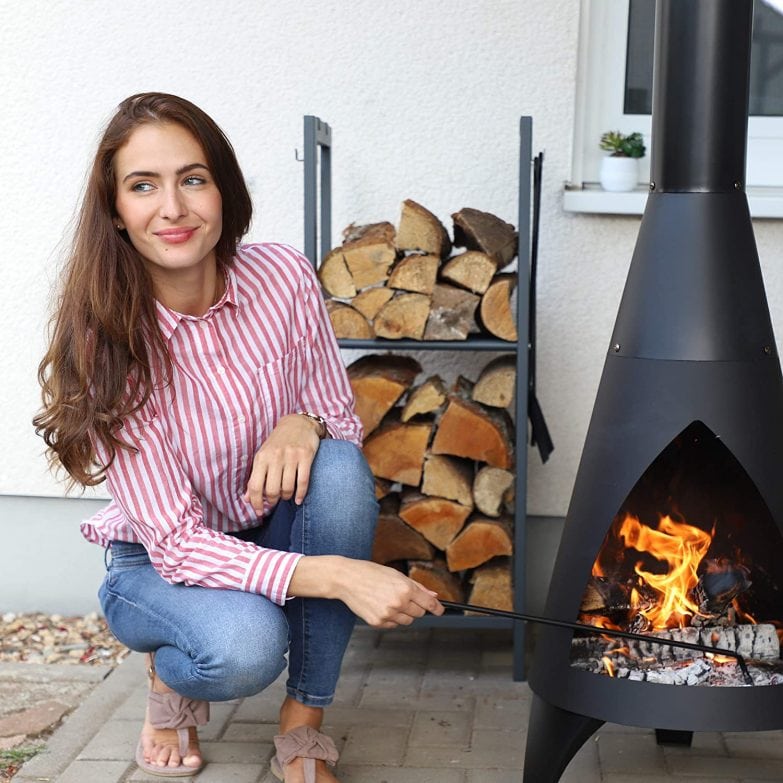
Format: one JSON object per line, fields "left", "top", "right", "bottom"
{"left": 297, "top": 411, "right": 328, "bottom": 439}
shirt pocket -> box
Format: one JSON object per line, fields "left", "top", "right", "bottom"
{"left": 256, "top": 338, "right": 309, "bottom": 432}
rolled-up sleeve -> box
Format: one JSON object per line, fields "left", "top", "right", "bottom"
{"left": 97, "top": 415, "right": 302, "bottom": 605}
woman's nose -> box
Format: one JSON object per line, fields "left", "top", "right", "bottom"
{"left": 159, "top": 186, "right": 187, "bottom": 219}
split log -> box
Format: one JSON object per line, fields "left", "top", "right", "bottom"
{"left": 409, "top": 559, "right": 464, "bottom": 602}
{"left": 478, "top": 274, "right": 518, "bottom": 342}
{"left": 342, "top": 240, "right": 397, "bottom": 290}
{"left": 398, "top": 492, "right": 471, "bottom": 549}
{"left": 371, "top": 496, "right": 435, "bottom": 564}
{"left": 325, "top": 300, "right": 373, "bottom": 339}
{"left": 374, "top": 292, "right": 431, "bottom": 340}
{"left": 440, "top": 251, "right": 497, "bottom": 295}
{"left": 401, "top": 376, "right": 447, "bottom": 422}
{"left": 467, "top": 559, "right": 513, "bottom": 612}
{"left": 423, "top": 284, "right": 480, "bottom": 341}
{"left": 431, "top": 391, "right": 514, "bottom": 469}
{"left": 396, "top": 199, "right": 452, "bottom": 259}
{"left": 452, "top": 207, "right": 517, "bottom": 268}
{"left": 352, "top": 287, "right": 394, "bottom": 321}
{"left": 571, "top": 623, "right": 780, "bottom": 664}
{"left": 347, "top": 355, "right": 421, "bottom": 436}
{"left": 446, "top": 516, "right": 514, "bottom": 572}
{"left": 333, "top": 222, "right": 399, "bottom": 290}
{"left": 363, "top": 414, "right": 433, "bottom": 485}
{"left": 421, "top": 454, "right": 474, "bottom": 509}
{"left": 472, "top": 355, "right": 516, "bottom": 408}
{"left": 473, "top": 466, "right": 515, "bottom": 517}
{"left": 388, "top": 254, "right": 440, "bottom": 294}
{"left": 342, "top": 221, "right": 396, "bottom": 245}
{"left": 318, "top": 250, "right": 357, "bottom": 298}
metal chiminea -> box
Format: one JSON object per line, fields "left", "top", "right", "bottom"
{"left": 525, "top": 1, "right": 783, "bottom": 780}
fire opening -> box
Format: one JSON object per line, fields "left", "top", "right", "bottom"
{"left": 570, "top": 421, "right": 783, "bottom": 686}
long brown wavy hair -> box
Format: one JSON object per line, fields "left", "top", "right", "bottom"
{"left": 33, "top": 93, "right": 252, "bottom": 487}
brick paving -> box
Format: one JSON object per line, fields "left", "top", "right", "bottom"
{"left": 14, "top": 627, "right": 783, "bottom": 782}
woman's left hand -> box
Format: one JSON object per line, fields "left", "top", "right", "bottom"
{"left": 243, "top": 414, "right": 322, "bottom": 512}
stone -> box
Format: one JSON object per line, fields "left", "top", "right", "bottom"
{"left": 0, "top": 700, "right": 70, "bottom": 737}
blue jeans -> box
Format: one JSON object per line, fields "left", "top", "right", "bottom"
{"left": 98, "top": 440, "right": 378, "bottom": 707}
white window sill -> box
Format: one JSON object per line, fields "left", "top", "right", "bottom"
{"left": 563, "top": 185, "right": 783, "bottom": 219}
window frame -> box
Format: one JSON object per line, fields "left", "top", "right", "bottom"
{"left": 568, "top": 0, "right": 783, "bottom": 213}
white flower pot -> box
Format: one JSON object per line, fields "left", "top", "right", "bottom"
{"left": 599, "top": 156, "right": 640, "bottom": 192}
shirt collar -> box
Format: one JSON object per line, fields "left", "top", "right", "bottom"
{"left": 154, "top": 266, "right": 239, "bottom": 343}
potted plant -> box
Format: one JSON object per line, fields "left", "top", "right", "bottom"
{"left": 599, "top": 131, "right": 646, "bottom": 192}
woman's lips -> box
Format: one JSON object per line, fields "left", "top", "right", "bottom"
{"left": 155, "top": 227, "right": 197, "bottom": 244}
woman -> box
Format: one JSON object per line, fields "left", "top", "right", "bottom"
{"left": 34, "top": 92, "right": 443, "bottom": 781}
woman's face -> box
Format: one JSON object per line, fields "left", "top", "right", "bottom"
{"left": 114, "top": 122, "right": 223, "bottom": 281}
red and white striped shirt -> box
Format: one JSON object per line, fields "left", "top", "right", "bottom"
{"left": 81, "top": 243, "right": 362, "bottom": 605}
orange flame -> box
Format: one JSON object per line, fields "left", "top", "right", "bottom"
{"left": 618, "top": 513, "right": 712, "bottom": 630}
{"left": 602, "top": 656, "right": 616, "bottom": 677}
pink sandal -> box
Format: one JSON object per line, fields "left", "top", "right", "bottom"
{"left": 135, "top": 657, "right": 210, "bottom": 778}
{"left": 271, "top": 725, "right": 339, "bottom": 782}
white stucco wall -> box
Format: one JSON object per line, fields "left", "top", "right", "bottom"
{"left": 4, "top": 0, "right": 783, "bottom": 523}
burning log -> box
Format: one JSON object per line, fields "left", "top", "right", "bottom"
{"left": 693, "top": 559, "right": 752, "bottom": 620}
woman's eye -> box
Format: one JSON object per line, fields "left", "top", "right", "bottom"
{"left": 184, "top": 176, "right": 206, "bottom": 186}
{"left": 131, "top": 182, "right": 154, "bottom": 192}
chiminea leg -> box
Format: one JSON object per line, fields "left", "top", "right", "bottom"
{"left": 524, "top": 694, "right": 604, "bottom": 782}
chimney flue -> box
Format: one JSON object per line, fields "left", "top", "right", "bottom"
{"left": 651, "top": 0, "right": 753, "bottom": 192}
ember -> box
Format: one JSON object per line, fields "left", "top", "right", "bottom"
{"left": 571, "top": 509, "right": 783, "bottom": 685}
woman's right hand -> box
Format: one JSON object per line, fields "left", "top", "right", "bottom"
{"left": 288, "top": 556, "right": 445, "bottom": 628}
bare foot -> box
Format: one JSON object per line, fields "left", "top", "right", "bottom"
{"left": 139, "top": 655, "right": 203, "bottom": 771}
{"left": 276, "top": 697, "right": 339, "bottom": 782}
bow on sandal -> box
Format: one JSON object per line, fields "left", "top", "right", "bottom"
{"left": 135, "top": 660, "right": 210, "bottom": 778}
{"left": 271, "top": 725, "right": 339, "bottom": 783}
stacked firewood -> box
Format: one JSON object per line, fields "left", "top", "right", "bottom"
{"left": 320, "top": 200, "right": 519, "bottom": 341}
{"left": 348, "top": 353, "right": 517, "bottom": 611}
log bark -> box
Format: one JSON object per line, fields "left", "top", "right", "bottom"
{"left": 388, "top": 254, "right": 440, "bottom": 294}
{"left": 472, "top": 355, "right": 516, "bottom": 408}
{"left": 396, "top": 199, "right": 452, "bottom": 259}
{"left": 374, "top": 292, "right": 431, "bottom": 340}
{"left": 398, "top": 492, "right": 471, "bottom": 549}
{"left": 473, "top": 466, "right": 515, "bottom": 517}
{"left": 431, "top": 392, "right": 514, "bottom": 469}
{"left": 342, "top": 221, "right": 396, "bottom": 246}
{"left": 446, "top": 516, "right": 514, "bottom": 572}
{"left": 478, "top": 274, "right": 517, "bottom": 342}
{"left": 371, "top": 496, "right": 435, "bottom": 564}
{"left": 318, "top": 249, "right": 357, "bottom": 298}
{"left": 452, "top": 207, "right": 517, "bottom": 268}
{"left": 467, "top": 559, "right": 513, "bottom": 612}
{"left": 421, "top": 453, "right": 474, "bottom": 509}
{"left": 401, "top": 375, "right": 447, "bottom": 422}
{"left": 440, "top": 250, "right": 497, "bottom": 295}
{"left": 352, "top": 287, "right": 394, "bottom": 321}
{"left": 409, "top": 560, "right": 464, "bottom": 602}
{"left": 325, "top": 300, "right": 373, "bottom": 339}
{"left": 363, "top": 414, "right": 433, "bottom": 485}
{"left": 347, "top": 354, "right": 421, "bottom": 436}
{"left": 423, "top": 284, "right": 480, "bottom": 341}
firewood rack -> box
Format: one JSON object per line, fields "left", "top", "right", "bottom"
{"left": 302, "top": 115, "right": 539, "bottom": 680}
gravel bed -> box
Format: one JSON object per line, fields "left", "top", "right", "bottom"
{"left": 0, "top": 612, "right": 129, "bottom": 667}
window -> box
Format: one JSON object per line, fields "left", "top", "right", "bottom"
{"left": 567, "top": 0, "right": 783, "bottom": 214}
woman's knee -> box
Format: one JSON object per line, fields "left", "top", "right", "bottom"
{"left": 309, "top": 440, "right": 377, "bottom": 512}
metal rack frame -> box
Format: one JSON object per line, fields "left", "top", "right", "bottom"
{"left": 303, "top": 115, "right": 533, "bottom": 680}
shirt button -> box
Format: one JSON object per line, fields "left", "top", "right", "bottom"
{"left": 216, "top": 366, "right": 225, "bottom": 375}
{"left": 200, "top": 321, "right": 209, "bottom": 329}
{"left": 238, "top": 416, "right": 246, "bottom": 424}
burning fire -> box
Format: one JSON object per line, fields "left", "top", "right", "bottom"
{"left": 618, "top": 513, "right": 712, "bottom": 630}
